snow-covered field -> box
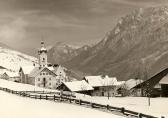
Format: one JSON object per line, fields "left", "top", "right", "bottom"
{"left": 0, "top": 91, "right": 123, "bottom": 118}
{"left": 79, "top": 96, "right": 168, "bottom": 118}
{"left": 0, "top": 79, "right": 58, "bottom": 92}
{"left": 0, "top": 79, "right": 167, "bottom": 118}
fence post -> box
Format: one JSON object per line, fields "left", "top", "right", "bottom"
{"left": 46, "top": 95, "right": 48, "bottom": 100}
{"left": 107, "top": 105, "right": 109, "bottom": 110}
{"left": 53, "top": 95, "right": 55, "bottom": 101}
{"left": 91, "top": 103, "right": 94, "bottom": 108}
{"left": 79, "top": 99, "right": 81, "bottom": 105}
{"left": 69, "top": 98, "right": 71, "bottom": 103}
{"left": 23, "top": 92, "right": 25, "bottom": 97}
{"left": 40, "top": 95, "right": 41, "bottom": 100}
{"left": 138, "top": 113, "right": 142, "bottom": 118}
{"left": 121, "top": 107, "right": 125, "bottom": 114}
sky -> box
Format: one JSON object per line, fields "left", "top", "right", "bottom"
{"left": 0, "top": 0, "right": 168, "bottom": 55}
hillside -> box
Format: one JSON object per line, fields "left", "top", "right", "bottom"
{"left": 0, "top": 46, "right": 37, "bottom": 72}
{"left": 62, "top": 6, "right": 168, "bottom": 80}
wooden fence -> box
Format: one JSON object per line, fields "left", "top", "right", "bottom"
{"left": 0, "top": 87, "right": 164, "bottom": 118}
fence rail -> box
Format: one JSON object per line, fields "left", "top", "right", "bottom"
{"left": 0, "top": 87, "right": 164, "bottom": 118}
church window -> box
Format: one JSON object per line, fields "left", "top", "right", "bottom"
{"left": 43, "top": 58, "right": 45, "bottom": 62}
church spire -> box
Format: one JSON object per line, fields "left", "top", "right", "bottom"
{"left": 38, "top": 41, "right": 48, "bottom": 67}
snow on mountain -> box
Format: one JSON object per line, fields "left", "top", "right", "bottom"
{"left": 0, "top": 47, "right": 37, "bottom": 72}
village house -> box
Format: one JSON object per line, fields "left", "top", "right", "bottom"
{"left": 132, "top": 68, "right": 168, "bottom": 97}
{"left": 19, "top": 41, "right": 67, "bottom": 89}
{"left": 0, "top": 72, "right": 9, "bottom": 80}
{"left": 0, "top": 66, "right": 19, "bottom": 82}
{"left": 117, "top": 79, "right": 143, "bottom": 97}
{"left": 84, "top": 75, "right": 123, "bottom": 97}
{"left": 57, "top": 80, "right": 94, "bottom": 95}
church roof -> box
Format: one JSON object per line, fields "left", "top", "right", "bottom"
{"left": 40, "top": 47, "right": 47, "bottom": 51}
{"left": 29, "top": 67, "right": 57, "bottom": 78}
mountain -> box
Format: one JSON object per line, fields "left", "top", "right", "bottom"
{"left": 47, "top": 42, "right": 90, "bottom": 65}
{"left": 62, "top": 6, "right": 168, "bottom": 81}
{"left": 0, "top": 46, "right": 38, "bottom": 72}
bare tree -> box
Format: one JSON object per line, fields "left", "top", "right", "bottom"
{"left": 143, "top": 64, "right": 151, "bottom": 106}
{"left": 101, "top": 75, "right": 115, "bottom": 100}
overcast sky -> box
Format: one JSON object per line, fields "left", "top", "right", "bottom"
{"left": 0, "top": 0, "right": 167, "bottom": 55}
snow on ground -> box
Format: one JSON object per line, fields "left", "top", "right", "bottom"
{"left": 0, "top": 91, "right": 123, "bottom": 118}
{"left": 0, "top": 79, "right": 167, "bottom": 118}
{"left": 0, "top": 47, "right": 37, "bottom": 71}
{"left": 0, "top": 79, "right": 58, "bottom": 92}
{"left": 79, "top": 96, "right": 168, "bottom": 118}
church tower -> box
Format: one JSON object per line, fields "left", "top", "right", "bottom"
{"left": 38, "top": 41, "right": 47, "bottom": 67}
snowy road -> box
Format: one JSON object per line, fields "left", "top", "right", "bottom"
{"left": 0, "top": 91, "right": 124, "bottom": 118}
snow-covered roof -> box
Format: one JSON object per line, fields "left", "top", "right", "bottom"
{"left": 20, "top": 65, "right": 55, "bottom": 76}
{"left": 21, "top": 66, "right": 35, "bottom": 74}
{"left": 84, "top": 75, "right": 118, "bottom": 87}
{"left": 40, "top": 47, "right": 47, "bottom": 51}
{"left": 29, "top": 67, "right": 57, "bottom": 78}
{"left": 115, "top": 81, "right": 125, "bottom": 86}
{"left": 29, "top": 67, "right": 41, "bottom": 77}
{"left": 159, "top": 75, "right": 168, "bottom": 84}
{"left": 48, "top": 66, "right": 54, "bottom": 71}
{"left": 125, "top": 79, "right": 143, "bottom": 90}
{"left": 6, "top": 72, "right": 19, "bottom": 77}
{"left": 63, "top": 80, "right": 94, "bottom": 92}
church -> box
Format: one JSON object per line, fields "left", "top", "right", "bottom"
{"left": 19, "top": 41, "right": 67, "bottom": 89}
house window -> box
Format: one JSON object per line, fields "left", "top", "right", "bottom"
{"left": 40, "top": 73, "right": 42, "bottom": 75}
{"left": 49, "top": 83, "right": 51, "bottom": 85}
{"left": 43, "top": 73, "right": 45, "bottom": 75}
{"left": 38, "top": 78, "right": 40, "bottom": 81}
{"left": 49, "top": 78, "right": 51, "bottom": 80}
